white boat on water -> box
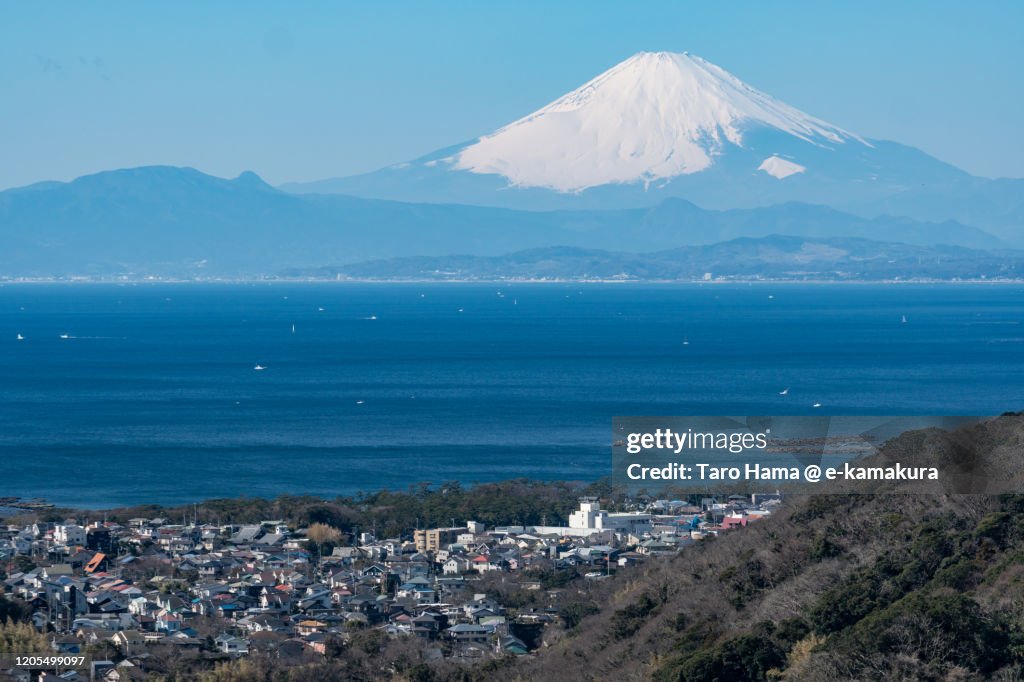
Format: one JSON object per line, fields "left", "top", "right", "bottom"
{"left": 253, "top": 364, "right": 266, "bottom": 371}
{"left": 16, "top": 333, "right": 24, "bottom": 341}
{"left": 779, "top": 388, "right": 789, "bottom": 396}
{"left": 59, "top": 333, "right": 70, "bottom": 339}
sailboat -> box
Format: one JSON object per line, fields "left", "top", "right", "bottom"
{"left": 901, "top": 315, "right": 907, "bottom": 324}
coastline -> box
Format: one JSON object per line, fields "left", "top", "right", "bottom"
{"left": 2, "top": 277, "right": 1024, "bottom": 285}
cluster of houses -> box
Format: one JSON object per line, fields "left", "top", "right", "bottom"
{"left": 0, "top": 495, "right": 779, "bottom": 679}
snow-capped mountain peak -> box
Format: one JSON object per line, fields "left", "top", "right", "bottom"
{"left": 286, "top": 51, "right": 968, "bottom": 212}
{"left": 451, "top": 51, "right": 867, "bottom": 192}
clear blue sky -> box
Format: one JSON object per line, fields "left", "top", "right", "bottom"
{"left": 3, "top": 1, "right": 1022, "bottom": 189}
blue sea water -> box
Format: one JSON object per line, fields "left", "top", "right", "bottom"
{"left": 0, "top": 282, "right": 1022, "bottom": 508}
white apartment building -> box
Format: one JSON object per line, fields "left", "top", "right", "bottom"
{"left": 54, "top": 524, "right": 87, "bottom": 547}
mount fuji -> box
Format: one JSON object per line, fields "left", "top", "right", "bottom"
{"left": 285, "top": 51, "right": 970, "bottom": 212}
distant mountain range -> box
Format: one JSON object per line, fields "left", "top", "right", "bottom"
{"left": 293, "top": 237, "right": 1024, "bottom": 282}
{"left": 1, "top": 51, "right": 1020, "bottom": 279}
{"left": 0, "top": 166, "right": 1008, "bottom": 278}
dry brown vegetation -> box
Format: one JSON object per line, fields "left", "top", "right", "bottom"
{"left": 491, "top": 416, "right": 1024, "bottom": 681}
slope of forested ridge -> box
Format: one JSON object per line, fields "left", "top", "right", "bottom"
{"left": 503, "top": 415, "right": 1024, "bottom": 682}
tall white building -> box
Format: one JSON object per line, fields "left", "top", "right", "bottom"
{"left": 529, "top": 498, "right": 652, "bottom": 538}
{"left": 54, "top": 524, "right": 87, "bottom": 547}
{"left": 569, "top": 498, "right": 651, "bottom": 533}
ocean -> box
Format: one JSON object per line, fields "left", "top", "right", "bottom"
{"left": 1, "top": 282, "right": 1022, "bottom": 508}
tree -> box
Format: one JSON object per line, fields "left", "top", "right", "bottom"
{"left": 0, "top": 620, "right": 49, "bottom": 654}
{"left": 0, "top": 594, "right": 31, "bottom": 624}
{"left": 307, "top": 522, "right": 343, "bottom": 558}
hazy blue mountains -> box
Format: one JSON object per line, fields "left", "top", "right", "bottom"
{"left": 0, "top": 166, "right": 1004, "bottom": 278}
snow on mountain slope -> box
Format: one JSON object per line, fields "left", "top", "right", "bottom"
{"left": 451, "top": 51, "right": 868, "bottom": 192}
{"left": 759, "top": 155, "right": 807, "bottom": 179}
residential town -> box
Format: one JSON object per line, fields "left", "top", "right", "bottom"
{"left": 0, "top": 495, "right": 781, "bottom": 680}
